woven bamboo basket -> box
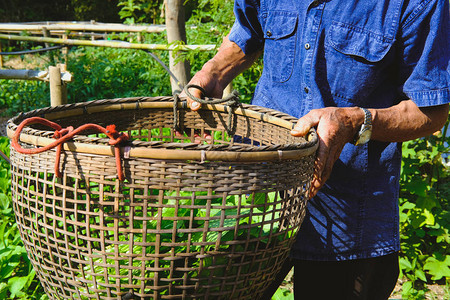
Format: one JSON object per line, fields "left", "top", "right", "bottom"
{"left": 7, "top": 96, "right": 318, "bottom": 300}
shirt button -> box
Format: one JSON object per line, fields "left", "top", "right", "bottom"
{"left": 305, "top": 43, "right": 311, "bottom": 50}
{"left": 266, "top": 30, "right": 272, "bottom": 37}
{"left": 304, "top": 87, "right": 310, "bottom": 93}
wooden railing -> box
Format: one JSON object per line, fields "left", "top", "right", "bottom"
{"left": 0, "top": 21, "right": 219, "bottom": 106}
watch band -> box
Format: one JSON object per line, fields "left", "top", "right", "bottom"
{"left": 361, "top": 107, "right": 372, "bottom": 127}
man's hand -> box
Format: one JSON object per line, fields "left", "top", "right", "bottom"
{"left": 290, "top": 101, "right": 449, "bottom": 198}
{"left": 182, "top": 34, "right": 261, "bottom": 111}
{"left": 181, "top": 70, "right": 225, "bottom": 111}
{"left": 290, "top": 107, "right": 364, "bottom": 198}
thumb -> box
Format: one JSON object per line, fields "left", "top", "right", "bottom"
{"left": 188, "top": 89, "right": 202, "bottom": 111}
{"left": 182, "top": 84, "right": 204, "bottom": 111}
{"left": 291, "top": 111, "right": 320, "bottom": 136}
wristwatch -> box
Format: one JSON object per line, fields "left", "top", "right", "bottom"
{"left": 353, "top": 107, "right": 372, "bottom": 146}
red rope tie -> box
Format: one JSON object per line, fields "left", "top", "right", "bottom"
{"left": 11, "top": 117, "right": 129, "bottom": 180}
{"left": 54, "top": 126, "right": 74, "bottom": 177}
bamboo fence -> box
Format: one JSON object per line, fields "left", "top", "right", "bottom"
{"left": 0, "top": 21, "right": 216, "bottom": 106}
{"left": 0, "top": 21, "right": 166, "bottom": 34}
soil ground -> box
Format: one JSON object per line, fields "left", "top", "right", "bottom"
{"left": 278, "top": 270, "right": 449, "bottom": 299}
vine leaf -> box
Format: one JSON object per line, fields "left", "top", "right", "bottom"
{"left": 423, "top": 256, "right": 450, "bottom": 281}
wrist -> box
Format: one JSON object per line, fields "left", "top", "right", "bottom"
{"left": 344, "top": 107, "right": 365, "bottom": 138}
{"left": 199, "top": 59, "right": 229, "bottom": 91}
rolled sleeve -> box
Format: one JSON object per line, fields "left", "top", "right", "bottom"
{"left": 400, "top": 0, "right": 450, "bottom": 107}
{"left": 228, "top": 0, "right": 264, "bottom": 54}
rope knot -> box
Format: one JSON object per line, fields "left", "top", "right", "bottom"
{"left": 12, "top": 117, "right": 129, "bottom": 181}
{"left": 225, "top": 90, "right": 241, "bottom": 108}
{"left": 182, "top": 84, "right": 241, "bottom": 134}
{"left": 106, "top": 124, "right": 129, "bottom": 146}
{"left": 54, "top": 126, "right": 74, "bottom": 139}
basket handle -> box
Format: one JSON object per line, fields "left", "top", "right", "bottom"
{"left": 11, "top": 117, "right": 129, "bottom": 180}
{"left": 183, "top": 84, "right": 240, "bottom": 106}
{"left": 175, "top": 84, "right": 240, "bottom": 134}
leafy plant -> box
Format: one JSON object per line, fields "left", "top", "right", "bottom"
{"left": 117, "top": 0, "right": 164, "bottom": 24}
{"left": 399, "top": 121, "right": 450, "bottom": 299}
{"left": 0, "top": 80, "right": 49, "bottom": 117}
{"left": 66, "top": 43, "right": 172, "bottom": 102}
{"left": 76, "top": 189, "right": 285, "bottom": 297}
{"left": 0, "top": 137, "right": 47, "bottom": 299}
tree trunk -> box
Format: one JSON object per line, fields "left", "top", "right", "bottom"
{"left": 165, "top": 0, "right": 191, "bottom": 92}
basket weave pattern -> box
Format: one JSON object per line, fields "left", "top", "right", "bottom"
{"left": 8, "top": 97, "right": 317, "bottom": 299}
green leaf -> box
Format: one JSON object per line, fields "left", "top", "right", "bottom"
{"left": 0, "top": 193, "right": 9, "bottom": 211}
{"left": 416, "top": 195, "right": 438, "bottom": 211}
{"left": 415, "top": 228, "right": 426, "bottom": 238}
{"left": 436, "top": 232, "right": 450, "bottom": 244}
{"left": 410, "top": 208, "right": 435, "bottom": 228}
{"left": 0, "top": 264, "right": 19, "bottom": 280}
{"left": 401, "top": 280, "right": 413, "bottom": 296}
{"left": 400, "top": 201, "right": 416, "bottom": 211}
{"left": 272, "top": 288, "right": 293, "bottom": 300}
{"left": 423, "top": 256, "right": 450, "bottom": 281}
{"left": 8, "top": 276, "right": 29, "bottom": 298}
{"left": 25, "top": 269, "right": 36, "bottom": 287}
{"left": 205, "top": 215, "right": 240, "bottom": 243}
{"left": 414, "top": 268, "right": 427, "bottom": 282}
{"left": 408, "top": 179, "right": 429, "bottom": 197}
{"left": 399, "top": 257, "right": 413, "bottom": 271}
{"left": 0, "top": 282, "right": 8, "bottom": 299}
{"left": 422, "top": 209, "right": 435, "bottom": 227}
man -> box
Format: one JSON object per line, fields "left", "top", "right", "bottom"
{"left": 184, "top": 0, "right": 449, "bottom": 299}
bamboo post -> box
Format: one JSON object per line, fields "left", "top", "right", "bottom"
{"left": 0, "top": 33, "right": 216, "bottom": 51}
{"left": 165, "top": 0, "right": 191, "bottom": 92}
{"left": 57, "top": 64, "right": 68, "bottom": 103}
{"left": 0, "top": 22, "right": 168, "bottom": 33}
{"left": 0, "top": 69, "right": 48, "bottom": 80}
{"left": 0, "top": 69, "right": 72, "bottom": 82}
{"left": 42, "top": 27, "right": 50, "bottom": 48}
{"left": 90, "top": 21, "right": 95, "bottom": 41}
{"left": 62, "top": 33, "right": 68, "bottom": 65}
{"left": 49, "top": 66, "right": 66, "bottom": 106}
{"left": 223, "top": 83, "right": 233, "bottom": 97}
{"left": 42, "top": 27, "right": 55, "bottom": 65}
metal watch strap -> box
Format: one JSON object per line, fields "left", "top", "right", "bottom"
{"left": 361, "top": 107, "right": 372, "bottom": 127}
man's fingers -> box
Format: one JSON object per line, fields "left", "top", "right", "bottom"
{"left": 309, "top": 136, "right": 326, "bottom": 197}
{"left": 308, "top": 135, "right": 346, "bottom": 199}
{"left": 291, "top": 110, "right": 320, "bottom": 137}
{"left": 180, "top": 84, "right": 203, "bottom": 111}
{"left": 186, "top": 88, "right": 202, "bottom": 111}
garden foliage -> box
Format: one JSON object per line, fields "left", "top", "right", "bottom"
{"left": 0, "top": 137, "right": 47, "bottom": 299}
{"left": 399, "top": 127, "right": 450, "bottom": 299}
{"left": 0, "top": 0, "right": 448, "bottom": 299}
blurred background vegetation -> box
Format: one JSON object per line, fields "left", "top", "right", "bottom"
{"left": 0, "top": 0, "right": 448, "bottom": 299}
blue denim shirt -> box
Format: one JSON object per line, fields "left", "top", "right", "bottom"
{"left": 229, "top": 0, "right": 450, "bottom": 261}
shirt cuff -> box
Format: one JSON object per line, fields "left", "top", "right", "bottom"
{"left": 405, "top": 88, "right": 450, "bottom": 107}
{"left": 229, "top": 21, "right": 264, "bottom": 55}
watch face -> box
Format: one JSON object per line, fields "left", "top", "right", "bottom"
{"left": 354, "top": 108, "right": 372, "bottom": 146}
{"left": 357, "top": 129, "right": 371, "bottom": 145}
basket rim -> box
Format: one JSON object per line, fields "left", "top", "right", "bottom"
{"left": 7, "top": 96, "right": 318, "bottom": 161}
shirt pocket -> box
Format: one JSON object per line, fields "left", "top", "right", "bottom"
{"left": 323, "top": 22, "right": 395, "bottom": 105}
{"left": 263, "top": 11, "right": 298, "bottom": 83}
